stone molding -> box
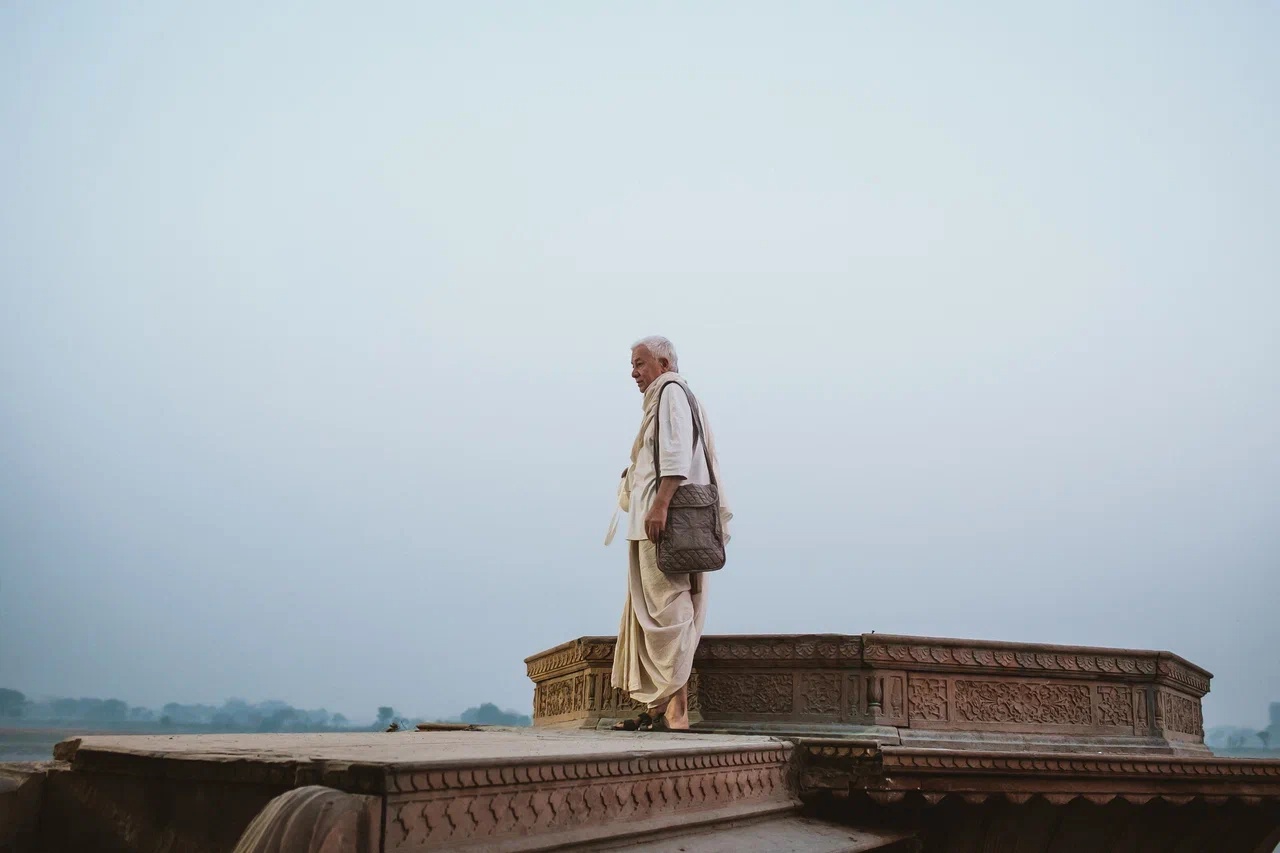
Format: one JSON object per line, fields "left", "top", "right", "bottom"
{"left": 798, "top": 741, "right": 1280, "bottom": 807}
{"left": 863, "top": 635, "right": 1211, "bottom": 697}
{"left": 383, "top": 744, "right": 791, "bottom": 793}
{"left": 878, "top": 749, "right": 1280, "bottom": 779}
{"left": 527, "top": 634, "right": 1212, "bottom": 694}
{"left": 695, "top": 635, "right": 863, "bottom": 667}
{"left": 54, "top": 739, "right": 390, "bottom": 794}
{"left": 524, "top": 639, "right": 614, "bottom": 680}
{"left": 381, "top": 743, "right": 795, "bottom": 850}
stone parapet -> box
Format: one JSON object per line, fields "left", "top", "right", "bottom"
{"left": 524, "top": 633, "right": 1211, "bottom": 751}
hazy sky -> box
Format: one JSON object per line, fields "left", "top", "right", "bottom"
{"left": 2, "top": 3, "right": 1276, "bottom": 727}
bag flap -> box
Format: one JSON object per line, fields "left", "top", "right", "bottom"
{"left": 668, "top": 483, "right": 718, "bottom": 509}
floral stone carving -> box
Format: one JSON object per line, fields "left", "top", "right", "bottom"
{"left": 909, "top": 678, "right": 948, "bottom": 722}
{"left": 699, "top": 672, "right": 794, "bottom": 714}
{"left": 953, "top": 680, "right": 1091, "bottom": 726}
{"left": 1095, "top": 685, "right": 1134, "bottom": 727}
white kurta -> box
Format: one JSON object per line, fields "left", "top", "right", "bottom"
{"left": 625, "top": 382, "right": 712, "bottom": 541}
{"left": 614, "top": 376, "right": 712, "bottom": 708}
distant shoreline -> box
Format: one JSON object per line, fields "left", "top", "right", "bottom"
{"left": 0, "top": 722, "right": 373, "bottom": 763}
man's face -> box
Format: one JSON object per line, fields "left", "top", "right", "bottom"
{"left": 631, "top": 346, "right": 669, "bottom": 393}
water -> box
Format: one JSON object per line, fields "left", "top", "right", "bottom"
{"left": 0, "top": 728, "right": 66, "bottom": 763}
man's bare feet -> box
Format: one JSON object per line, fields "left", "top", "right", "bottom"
{"left": 648, "top": 712, "right": 689, "bottom": 732}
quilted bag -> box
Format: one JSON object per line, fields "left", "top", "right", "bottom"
{"left": 652, "top": 383, "right": 726, "bottom": 574}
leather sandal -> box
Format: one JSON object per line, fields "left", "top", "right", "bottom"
{"left": 645, "top": 712, "right": 690, "bottom": 733}
{"left": 611, "top": 712, "right": 652, "bottom": 731}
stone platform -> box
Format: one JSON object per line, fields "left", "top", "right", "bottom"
{"left": 22, "top": 729, "right": 885, "bottom": 853}
{"left": 527, "top": 633, "right": 1280, "bottom": 850}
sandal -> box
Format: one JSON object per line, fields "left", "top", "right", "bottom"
{"left": 611, "top": 712, "right": 652, "bottom": 731}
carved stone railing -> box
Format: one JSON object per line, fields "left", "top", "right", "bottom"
{"left": 525, "top": 633, "right": 1212, "bottom": 750}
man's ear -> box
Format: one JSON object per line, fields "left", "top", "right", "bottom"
{"left": 659, "top": 358, "right": 671, "bottom": 371}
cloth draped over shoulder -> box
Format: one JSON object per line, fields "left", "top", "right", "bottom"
{"left": 604, "top": 372, "right": 733, "bottom": 546}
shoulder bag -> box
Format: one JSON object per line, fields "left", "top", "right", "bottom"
{"left": 652, "top": 382, "right": 726, "bottom": 574}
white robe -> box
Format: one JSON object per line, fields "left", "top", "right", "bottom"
{"left": 610, "top": 373, "right": 729, "bottom": 707}
{"left": 613, "top": 538, "right": 707, "bottom": 706}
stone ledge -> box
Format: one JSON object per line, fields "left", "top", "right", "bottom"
{"left": 34, "top": 730, "right": 803, "bottom": 852}
{"left": 797, "top": 739, "right": 1280, "bottom": 805}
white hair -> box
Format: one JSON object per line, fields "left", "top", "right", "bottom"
{"left": 632, "top": 335, "right": 678, "bottom": 372}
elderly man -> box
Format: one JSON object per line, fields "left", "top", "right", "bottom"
{"left": 609, "top": 336, "right": 730, "bottom": 732}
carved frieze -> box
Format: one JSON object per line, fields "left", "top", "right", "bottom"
{"left": 594, "top": 673, "right": 643, "bottom": 714}
{"left": 535, "top": 675, "right": 586, "bottom": 719}
{"left": 699, "top": 672, "right": 794, "bottom": 714}
{"left": 953, "top": 680, "right": 1091, "bottom": 726}
{"left": 384, "top": 745, "right": 794, "bottom": 849}
{"left": 1161, "top": 691, "right": 1204, "bottom": 736}
{"left": 799, "top": 673, "right": 840, "bottom": 715}
{"left": 908, "top": 678, "right": 948, "bottom": 722}
{"left": 1095, "top": 685, "right": 1134, "bottom": 728}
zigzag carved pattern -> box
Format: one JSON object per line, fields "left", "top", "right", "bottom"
{"left": 386, "top": 763, "right": 789, "bottom": 847}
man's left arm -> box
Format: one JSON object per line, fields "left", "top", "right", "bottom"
{"left": 645, "top": 477, "right": 683, "bottom": 541}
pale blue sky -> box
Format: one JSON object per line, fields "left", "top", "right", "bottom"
{"left": 2, "top": 2, "right": 1277, "bottom": 726}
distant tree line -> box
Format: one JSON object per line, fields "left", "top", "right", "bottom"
{"left": 0, "top": 688, "right": 351, "bottom": 732}
{"left": 0, "top": 688, "right": 531, "bottom": 731}
{"left": 460, "top": 703, "right": 532, "bottom": 727}
{"left": 1203, "top": 724, "right": 1276, "bottom": 753}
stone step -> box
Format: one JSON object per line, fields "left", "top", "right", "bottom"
{"left": 895, "top": 729, "right": 1212, "bottom": 756}
{"left": 590, "top": 814, "right": 918, "bottom": 852}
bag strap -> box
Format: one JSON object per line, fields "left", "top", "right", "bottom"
{"left": 652, "top": 380, "right": 717, "bottom": 488}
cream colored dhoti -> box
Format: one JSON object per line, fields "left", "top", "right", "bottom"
{"left": 612, "top": 540, "right": 707, "bottom": 707}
